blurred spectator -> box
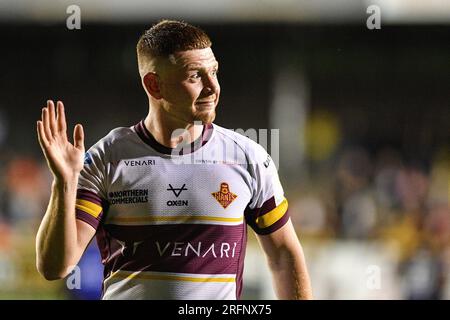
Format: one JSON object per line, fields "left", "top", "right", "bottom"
{"left": 374, "top": 148, "right": 403, "bottom": 224}
{"left": 290, "top": 193, "right": 329, "bottom": 236}
{"left": 395, "top": 164, "right": 429, "bottom": 214}
{"left": 4, "top": 156, "right": 50, "bottom": 225}
{"left": 334, "top": 147, "right": 377, "bottom": 238}
{"left": 399, "top": 246, "right": 444, "bottom": 300}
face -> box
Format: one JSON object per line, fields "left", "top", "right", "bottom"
{"left": 157, "top": 47, "right": 220, "bottom": 124}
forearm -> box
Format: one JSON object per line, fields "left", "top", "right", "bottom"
{"left": 269, "top": 244, "right": 313, "bottom": 300}
{"left": 36, "top": 176, "right": 80, "bottom": 280}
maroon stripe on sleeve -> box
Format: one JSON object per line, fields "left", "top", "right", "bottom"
{"left": 76, "top": 189, "right": 109, "bottom": 229}
{"left": 253, "top": 210, "right": 290, "bottom": 235}
{"left": 77, "top": 189, "right": 103, "bottom": 205}
{"left": 76, "top": 209, "right": 100, "bottom": 230}
{"left": 244, "top": 196, "right": 276, "bottom": 223}
{"left": 258, "top": 196, "right": 277, "bottom": 216}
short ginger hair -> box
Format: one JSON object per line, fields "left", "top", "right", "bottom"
{"left": 136, "top": 20, "right": 212, "bottom": 77}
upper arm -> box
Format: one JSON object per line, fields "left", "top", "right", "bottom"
{"left": 255, "top": 218, "right": 302, "bottom": 263}
{"left": 76, "top": 219, "right": 97, "bottom": 252}
{"left": 67, "top": 219, "right": 97, "bottom": 267}
{"left": 256, "top": 218, "right": 314, "bottom": 300}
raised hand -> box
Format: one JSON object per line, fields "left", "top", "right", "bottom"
{"left": 37, "top": 100, "right": 85, "bottom": 181}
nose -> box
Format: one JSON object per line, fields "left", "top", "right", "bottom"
{"left": 202, "top": 74, "right": 220, "bottom": 95}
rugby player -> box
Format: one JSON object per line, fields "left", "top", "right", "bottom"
{"left": 36, "top": 20, "right": 313, "bottom": 300}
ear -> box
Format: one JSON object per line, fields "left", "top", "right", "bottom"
{"left": 143, "top": 72, "right": 162, "bottom": 99}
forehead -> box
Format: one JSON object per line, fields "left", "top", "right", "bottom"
{"left": 168, "top": 48, "right": 218, "bottom": 68}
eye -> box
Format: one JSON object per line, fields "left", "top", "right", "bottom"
{"left": 189, "top": 72, "right": 201, "bottom": 79}
{"left": 211, "top": 69, "right": 218, "bottom": 77}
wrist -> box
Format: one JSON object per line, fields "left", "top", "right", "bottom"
{"left": 53, "top": 174, "right": 80, "bottom": 191}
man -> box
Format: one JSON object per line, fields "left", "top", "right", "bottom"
{"left": 36, "top": 20, "right": 313, "bottom": 300}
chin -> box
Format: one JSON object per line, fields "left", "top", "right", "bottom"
{"left": 194, "top": 110, "right": 216, "bottom": 124}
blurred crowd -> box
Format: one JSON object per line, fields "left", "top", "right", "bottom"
{"left": 288, "top": 117, "right": 450, "bottom": 299}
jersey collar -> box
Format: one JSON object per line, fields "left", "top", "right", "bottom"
{"left": 134, "top": 120, "right": 213, "bottom": 155}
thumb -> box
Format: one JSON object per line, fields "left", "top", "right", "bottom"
{"left": 73, "top": 124, "right": 84, "bottom": 150}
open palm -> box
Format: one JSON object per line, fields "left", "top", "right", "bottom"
{"left": 37, "top": 100, "right": 85, "bottom": 181}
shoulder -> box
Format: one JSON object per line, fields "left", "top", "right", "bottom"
{"left": 86, "top": 126, "right": 137, "bottom": 158}
{"left": 99, "top": 126, "right": 136, "bottom": 146}
{"left": 212, "top": 124, "right": 269, "bottom": 165}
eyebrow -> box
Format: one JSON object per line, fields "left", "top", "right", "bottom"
{"left": 184, "top": 62, "right": 219, "bottom": 70}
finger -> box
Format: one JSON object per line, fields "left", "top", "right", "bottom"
{"left": 36, "top": 120, "right": 49, "bottom": 149}
{"left": 41, "top": 107, "right": 53, "bottom": 141}
{"left": 56, "top": 101, "right": 67, "bottom": 133}
{"left": 73, "top": 124, "right": 84, "bottom": 150}
{"left": 47, "top": 100, "right": 57, "bottom": 136}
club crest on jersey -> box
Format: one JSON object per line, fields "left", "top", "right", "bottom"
{"left": 211, "top": 182, "right": 237, "bottom": 209}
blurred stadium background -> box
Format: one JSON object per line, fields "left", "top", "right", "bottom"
{"left": 0, "top": 0, "right": 449, "bottom": 299}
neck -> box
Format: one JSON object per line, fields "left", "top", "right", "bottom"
{"left": 144, "top": 103, "right": 204, "bottom": 149}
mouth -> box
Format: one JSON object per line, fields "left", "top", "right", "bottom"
{"left": 195, "top": 100, "right": 216, "bottom": 110}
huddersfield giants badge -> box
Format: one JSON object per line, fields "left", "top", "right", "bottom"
{"left": 212, "top": 182, "right": 237, "bottom": 209}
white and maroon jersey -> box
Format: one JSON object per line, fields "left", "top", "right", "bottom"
{"left": 76, "top": 120, "right": 289, "bottom": 300}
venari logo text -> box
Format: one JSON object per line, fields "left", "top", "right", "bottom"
{"left": 123, "top": 159, "right": 155, "bottom": 166}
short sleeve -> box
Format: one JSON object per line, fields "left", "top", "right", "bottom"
{"left": 76, "top": 143, "right": 109, "bottom": 230}
{"left": 245, "top": 147, "right": 289, "bottom": 235}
